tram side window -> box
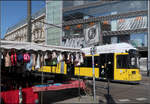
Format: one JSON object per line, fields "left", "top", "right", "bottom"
{"left": 80, "top": 57, "right": 92, "bottom": 67}
{"left": 129, "top": 56, "right": 138, "bottom": 68}
{"left": 117, "top": 55, "right": 128, "bottom": 69}
{"left": 80, "top": 56, "right": 99, "bottom": 67}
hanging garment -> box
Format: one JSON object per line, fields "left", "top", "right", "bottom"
{"left": 1, "top": 54, "right": 3, "bottom": 59}
{"left": 70, "top": 54, "right": 74, "bottom": 64}
{"left": 67, "top": 53, "right": 70, "bottom": 60}
{"left": 60, "top": 61, "right": 65, "bottom": 74}
{"left": 73, "top": 53, "right": 76, "bottom": 61}
{"left": 66, "top": 53, "right": 71, "bottom": 64}
{"left": 26, "top": 54, "right": 33, "bottom": 71}
{"left": 40, "top": 54, "right": 44, "bottom": 66}
{"left": 76, "top": 53, "right": 81, "bottom": 66}
{"left": 35, "top": 54, "right": 40, "bottom": 69}
{"left": 45, "top": 53, "right": 51, "bottom": 66}
{"left": 32, "top": 54, "right": 36, "bottom": 67}
{"left": 52, "top": 52, "right": 57, "bottom": 59}
{"left": 17, "top": 54, "right": 23, "bottom": 62}
{"left": 63, "top": 52, "right": 68, "bottom": 62}
{"left": 52, "top": 58, "right": 57, "bottom": 65}
{"left": 11, "top": 53, "right": 17, "bottom": 66}
{"left": 5, "top": 52, "right": 11, "bottom": 67}
{"left": 17, "top": 53, "right": 24, "bottom": 66}
{"left": 1, "top": 54, "right": 5, "bottom": 69}
{"left": 75, "top": 53, "right": 80, "bottom": 62}
{"left": 82, "top": 53, "right": 85, "bottom": 58}
{"left": 57, "top": 53, "right": 63, "bottom": 63}
{"left": 57, "top": 53, "right": 60, "bottom": 63}
{"left": 44, "top": 53, "right": 48, "bottom": 65}
{"left": 23, "top": 53, "right": 30, "bottom": 63}
{"left": 48, "top": 52, "right": 52, "bottom": 59}
{"left": 44, "top": 52, "right": 48, "bottom": 60}
{"left": 80, "top": 53, "right": 84, "bottom": 64}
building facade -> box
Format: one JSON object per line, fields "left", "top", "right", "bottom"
{"left": 4, "top": 8, "right": 46, "bottom": 44}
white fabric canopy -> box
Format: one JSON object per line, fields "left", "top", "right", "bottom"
{"left": 0, "top": 40, "right": 81, "bottom": 52}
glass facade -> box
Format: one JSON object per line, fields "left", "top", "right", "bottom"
{"left": 103, "top": 33, "right": 147, "bottom": 48}
{"left": 63, "top": 0, "right": 99, "bottom": 8}
{"left": 64, "top": 0, "right": 147, "bottom": 21}
{"left": 118, "top": 35, "right": 130, "bottom": 43}
{"left": 111, "top": 37, "right": 118, "bottom": 44}
{"left": 46, "top": 1, "right": 63, "bottom": 45}
{"left": 130, "top": 33, "right": 147, "bottom": 47}
{"left": 106, "top": 35, "right": 130, "bottom": 44}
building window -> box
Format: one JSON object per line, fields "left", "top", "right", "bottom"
{"left": 130, "top": 33, "right": 147, "bottom": 47}
{"left": 111, "top": 36, "right": 118, "bottom": 44}
{"left": 103, "top": 36, "right": 110, "bottom": 45}
{"left": 64, "top": 1, "right": 147, "bottom": 22}
{"left": 118, "top": 35, "right": 130, "bottom": 43}
{"left": 73, "top": 1, "right": 84, "bottom": 6}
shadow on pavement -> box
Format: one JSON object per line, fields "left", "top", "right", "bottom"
{"left": 38, "top": 88, "right": 84, "bottom": 104}
{"left": 104, "top": 94, "right": 116, "bottom": 104}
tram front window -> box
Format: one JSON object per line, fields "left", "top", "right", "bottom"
{"left": 129, "top": 55, "right": 138, "bottom": 69}
{"left": 117, "top": 55, "right": 138, "bottom": 69}
{"left": 128, "top": 49, "right": 139, "bottom": 69}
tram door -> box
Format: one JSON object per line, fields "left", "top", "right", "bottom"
{"left": 99, "top": 53, "right": 114, "bottom": 79}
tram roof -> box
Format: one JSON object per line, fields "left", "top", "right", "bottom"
{"left": 81, "top": 43, "right": 137, "bottom": 55}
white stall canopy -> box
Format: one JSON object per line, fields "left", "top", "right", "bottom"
{"left": 0, "top": 40, "right": 80, "bottom": 52}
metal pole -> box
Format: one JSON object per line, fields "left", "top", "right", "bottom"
{"left": 107, "top": 79, "right": 110, "bottom": 104}
{"left": 41, "top": 52, "right": 44, "bottom": 104}
{"left": 92, "top": 47, "right": 96, "bottom": 102}
{"left": 148, "top": 0, "right": 150, "bottom": 76}
{"left": 19, "top": 87, "right": 23, "bottom": 104}
{"left": 27, "top": 0, "right": 32, "bottom": 42}
{"left": 0, "top": 1, "right": 1, "bottom": 103}
{"left": 99, "top": 22, "right": 103, "bottom": 45}
{"left": 78, "top": 65, "right": 81, "bottom": 101}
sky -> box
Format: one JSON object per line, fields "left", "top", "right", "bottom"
{"left": 1, "top": 0, "right": 45, "bottom": 39}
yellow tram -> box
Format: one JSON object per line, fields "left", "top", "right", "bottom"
{"left": 33, "top": 43, "right": 142, "bottom": 83}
